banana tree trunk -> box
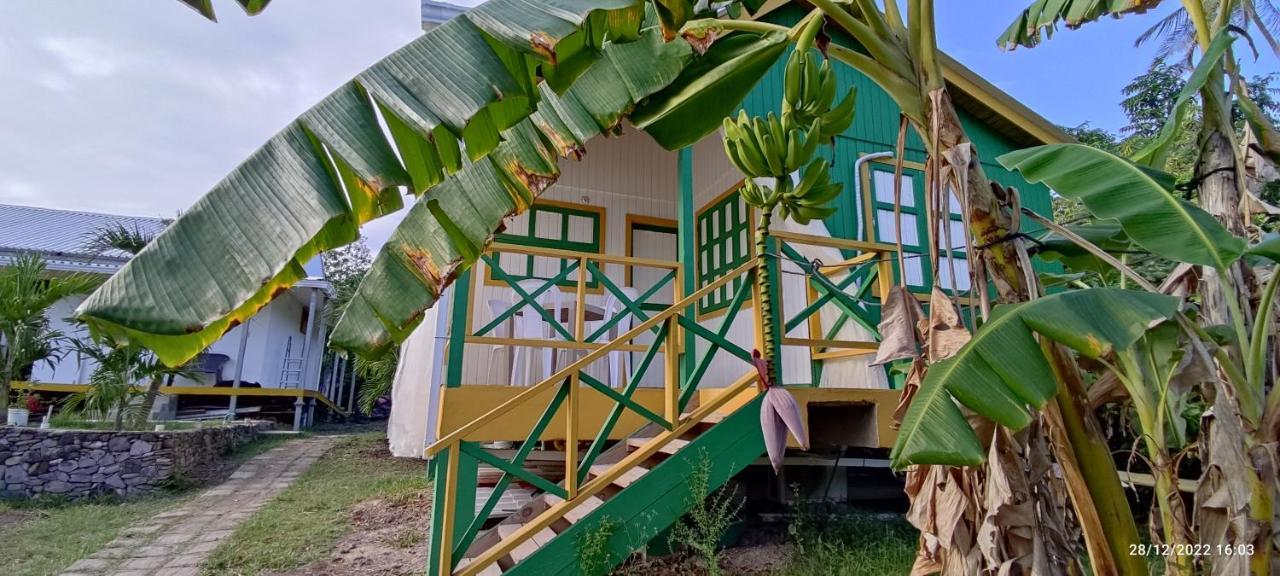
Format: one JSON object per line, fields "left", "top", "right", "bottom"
{"left": 1195, "top": 74, "right": 1275, "bottom": 576}
{"left": 755, "top": 207, "right": 776, "bottom": 380}
{"left": 137, "top": 375, "right": 163, "bottom": 427}
{"left": 930, "top": 93, "right": 1147, "bottom": 575}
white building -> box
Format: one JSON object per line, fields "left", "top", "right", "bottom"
{"left": 0, "top": 203, "right": 344, "bottom": 429}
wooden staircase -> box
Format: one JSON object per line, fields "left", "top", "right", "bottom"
{"left": 449, "top": 392, "right": 761, "bottom": 576}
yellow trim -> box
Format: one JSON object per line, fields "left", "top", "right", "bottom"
{"left": 624, "top": 214, "right": 678, "bottom": 288}
{"left": 746, "top": 3, "right": 1071, "bottom": 146}
{"left": 427, "top": 258, "right": 758, "bottom": 454}
{"left": 433, "top": 385, "right": 671, "bottom": 443}
{"left": 483, "top": 198, "right": 608, "bottom": 295}
{"left": 12, "top": 382, "right": 349, "bottom": 416}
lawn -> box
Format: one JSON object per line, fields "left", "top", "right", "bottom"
{"left": 0, "top": 492, "right": 190, "bottom": 576}
{"left": 0, "top": 432, "right": 296, "bottom": 576}
{"left": 778, "top": 510, "right": 918, "bottom": 576}
{"left": 201, "top": 431, "right": 428, "bottom": 576}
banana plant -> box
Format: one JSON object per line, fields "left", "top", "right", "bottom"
{"left": 717, "top": 15, "right": 854, "bottom": 472}
{"left": 999, "top": 141, "right": 1280, "bottom": 575}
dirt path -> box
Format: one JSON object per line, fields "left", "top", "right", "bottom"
{"left": 59, "top": 436, "right": 336, "bottom": 576}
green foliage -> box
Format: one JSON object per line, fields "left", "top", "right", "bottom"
{"left": 892, "top": 289, "right": 1180, "bottom": 467}
{"left": 780, "top": 507, "right": 917, "bottom": 576}
{"left": 668, "top": 451, "right": 744, "bottom": 576}
{"left": 1000, "top": 143, "right": 1247, "bottom": 269}
{"left": 62, "top": 339, "right": 194, "bottom": 430}
{"left": 576, "top": 517, "right": 617, "bottom": 576}
{"left": 82, "top": 222, "right": 163, "bottom": 257}
{"left": 0, "top": 253, "right": 97, "bottom": 418}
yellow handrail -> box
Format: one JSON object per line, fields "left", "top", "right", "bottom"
{"left": 487, "top": 242, "right": 681, "bottom": 270}
{"left": 425, "top": 258, "right": 758, "bottom": 457}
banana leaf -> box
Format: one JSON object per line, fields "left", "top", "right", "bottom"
{"left": 75, "top": 0, "right": 673, "bottom": 366}
{"left": 334, "top": 32, "right": 794, "bottom": 354}
{"left": 891, "top": 289, "right": 1180, "bottom": 468}
{"left": 177, "top": 0, "right": 270, "bottom": 21}
{"left": 1130, "top": 29, "right": 1234, "bottom": 167}
{"left": 999, "top": 143, "right": 1247, "bottom": 270}
{"left": 998, "top": 0, "right": 1165, "bottom": 50}
{"left": 632, "top": 31, "right": 788, "bottom": 149}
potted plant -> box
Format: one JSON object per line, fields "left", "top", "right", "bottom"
{"left": 8, "top": 388, "right": 32, "bottom": 427}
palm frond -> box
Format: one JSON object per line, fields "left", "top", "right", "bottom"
{"left": 83, "top": 223, "right": 160, "bottom": 257}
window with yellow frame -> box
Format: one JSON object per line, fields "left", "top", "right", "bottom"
{"left": 489, "top": 200, "right": 605, "bottom": 290}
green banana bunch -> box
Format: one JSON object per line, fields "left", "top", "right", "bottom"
{"left": 722, "top": 111, "right": 823, "bottom": 178}
{"left": 782, "top": 50, "right": 857, "bottom": 142}
{"left": 777, "top": 157, "right": 841, "bottom": 224}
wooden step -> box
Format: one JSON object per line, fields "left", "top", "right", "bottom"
{"left": 456, "top": 558, "right": 502, "bottom": 576}
{"left": 627, "top": 437, "right": 689, "bottom": 454}
{"left": 543, "top": 493, "right": 605, "bottom": 524}
{"left": 497, "top": 525, "right": 536, "bottom": 563}
{"left": 588, "top": 464, "right": 648, "bottom": 488}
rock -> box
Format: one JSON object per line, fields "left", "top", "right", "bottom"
{"left": 3, "top": 466, "right": 27, "bottom": 483}
{"left": 129, "top": 440, "right": 152, "bottom": 456}
{"left": 77, "top": 456, "right": 97, "bottom": 469}
{"left": 58, "top": 460, "right": 78, "bottom": 472}
{"left": 3, "top": 456, "right": 20, "bottom": 466}
{"left": 98, "top": 454, "right": 115, "bottom": 466}
{"left": 105, "top": 474, "right": 125, "bottom": 489}
{"left": 45, "top": 481, "right": 70, "bottom": 493}
{"left": 108, "top": 437, "right": 129, "bottom": 452}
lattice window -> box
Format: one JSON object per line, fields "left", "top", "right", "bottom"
{"left": 493, "top": 201, "right": 603, "bottom": 289}
{"left": 696, "top": 189, "right": 752, "bottom": 314}
{"left": 868, "top": 166, "right": 969, "bottom": 293}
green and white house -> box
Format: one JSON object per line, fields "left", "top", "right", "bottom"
{"left": 385, "top": 2, "right": 1067, "bottom": 575}
{"left": 70, "top": 1, "right": 1069, "bottom": 574}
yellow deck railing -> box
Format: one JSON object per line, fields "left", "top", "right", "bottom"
{"left": 426, "top": 255, "right": 761, "bottom": 576}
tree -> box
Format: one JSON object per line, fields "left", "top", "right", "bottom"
{"left": 82, "top": 222, "right": 173, "bottom": 422}
{"left": 320, "top": 237, "right": 395, "bottom": 415}
{"left": 64, "top": 339, "right": 193, "bottom": 430}
{"left": 0, "top": 254, "right": 97, "bottom": 422}
{"left": 1002, "top": 2, "right": 1280, "bottom": 572}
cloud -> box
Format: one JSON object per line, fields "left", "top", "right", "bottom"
{"left": 39, "top": 36, "right": 128, "bottom": 78}
{"left": 0, "top": 181, "right": 38, "bottom": 202}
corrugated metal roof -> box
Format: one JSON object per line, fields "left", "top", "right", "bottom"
{"left": 0, "top": 203, "right": 168, "bottom": 260}
{"left": 422, "top": 0, "right": 465, "bottom": 29}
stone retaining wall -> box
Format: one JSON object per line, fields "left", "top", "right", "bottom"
{"left": 0, "top": 421, "right": 273, "bottom": 499}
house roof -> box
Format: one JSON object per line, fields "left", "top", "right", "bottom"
{"left": 749, "top": 0, "right": 1069, "bottom": 147}
{"left": 0, "top": 203, "right": 168, "bottom": 267}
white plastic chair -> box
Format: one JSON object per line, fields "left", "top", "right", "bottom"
{"left": 510, "top": 279, "right": 562, "bottom": 386}
{"left": 601, "top": 287, "right": 639, "bottom": 388}
{"left": 485, "top": 299, "right": 515, "bottom": 385}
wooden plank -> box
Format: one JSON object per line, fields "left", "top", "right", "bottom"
{"left": 782, "top": 337, "right": 880, "bottom": 350}
{"left": 627, "top": 437, "right": 688, "bottom": 454}
{"left": 464, "top": 336, "right": 647, "bottom": 353}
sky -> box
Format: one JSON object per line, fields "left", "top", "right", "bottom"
{"left": 1, "top": 1, "right": 1277, "bottom": 250}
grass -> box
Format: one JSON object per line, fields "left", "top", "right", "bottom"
{"left": 0, "top": 433, "right": 299, "bottom": 576}
{"left": 202, "top": 432, "right": 428, "bottom": 576}
{"left": 0, "top": 493, "right": 190, "bottom": 576}
{"left": 777, "top": 510, "right": 918, "bottom": 576}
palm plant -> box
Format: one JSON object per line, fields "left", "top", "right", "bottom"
{"left": 64, "top": 338, "right": 195, "bottom": 430}
{"left": 0, "top": 254, "right": 97, "bottom": 422}
{"left": 83, "top": 223, "right": 160, "bottom": 257}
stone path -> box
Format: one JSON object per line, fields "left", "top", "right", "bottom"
{"left": 61, "top": 436, "right": 337, "bottom": 576}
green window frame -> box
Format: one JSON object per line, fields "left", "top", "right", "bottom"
{"left": 493, "top": 201, "right": 603, "bottom": 289}
{"left": 696, "top": 189, "right": 752, "bottom": 314}
{"left": 868, "top": 165, "right": 970, "bottom": 294}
